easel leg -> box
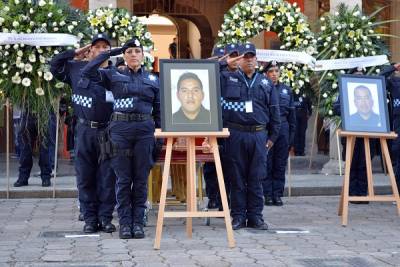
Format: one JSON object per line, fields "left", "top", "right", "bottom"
{"left": 154, "top": 138, "right": 173, "bottom": 250}
{"left": 186, "top": 137, "right": 196, "bottom": 238}
{"left": 340, "top": 136, "right": 355, "bottom": 226}
{"left": 380, "top": 139, "right": 400, "bottom": 215}
{"left": 364, "top": 138, "right": 375, "bottom": 197}
{"left": 210, "top": 137, "right": 235, "bottom": 248}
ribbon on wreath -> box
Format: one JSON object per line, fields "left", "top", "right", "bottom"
{"left": 0, "top": 33, "right": 80, "bottom": 46}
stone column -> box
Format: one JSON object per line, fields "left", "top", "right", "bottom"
{"left": 321, "top": 0, "right": 362, "bottom": 174}
{"left": 89, "top": 0, "right": 116, "bottom": 10}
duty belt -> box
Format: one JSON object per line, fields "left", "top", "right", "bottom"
{"left": 78, "top": 118, "right": 108, "bottom": 129}
{"left": 226, "top": 122, "right": 266, "bottom": 132}
{"left": 111, "top": 112, "right": 152, "bottom": 122}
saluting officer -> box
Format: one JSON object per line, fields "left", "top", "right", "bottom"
{"left": 220, "top": 43, "right": 280, "bottom": 230}
{"left": 293, "top": 92, "right": 312, "bottom": 156}
{"left": 204, "top": 43, "right": 240, "bottom": 209}
{"left": 262, "top": 61, "right": 296, "bottom": 206}
{"left": 50, "top": 34, "right": 116, "bottom": 233}
{"left": 82, "top": 37, "right": 160, "bottom": 239}
{"left": 380, "top": 63, "right": 400, "bottom": 191}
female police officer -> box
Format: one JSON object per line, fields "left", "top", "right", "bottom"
{"left": 81, "top": 37, "right": 160, "bottom": 239}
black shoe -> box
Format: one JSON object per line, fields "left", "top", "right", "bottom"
{"left": 273, "top": 196, "right": 283, "bottom": 206}
{"left": 83, "top": 223, "right": 98, "bottom": 233}
{"left": 264, "top": 196, "right": 274, "bottom": 206}
{"left": 119, "top": 225, "right": 133, "bottom": 239}
{"left": 99, "top": 221, "right": 116, "bottom": 233}
{"left": 132, "top": 225, "right": 145, "bottom": 239}
{"left": 78, "top": 213, "right": 84, "bottom": 221}
{"left": 247, "top": 220, "right": 269, "bottom": 230}
{"left": 207, "top": 199, "right": 218, "bottom": 209}
{"left": 14, "top": 179, "right": 28, "bottom": 187}
{"left": 42, "top": 179, "right": 51, "bottom": 187}
{"left": 231, "top": 218, "right": 246, "bottom": 230}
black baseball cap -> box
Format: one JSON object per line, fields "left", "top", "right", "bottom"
{"left": 122, "top": 37, "right": 143, "bottom": 53}
{"left": 225, "top": 43, "right": 240, "bottom": 56}
{"left": 91, "top": 33, "right": 111, "bottom": 46}
{"left": 239, "top": 43, "right": 256, "bottom": 56}
{"left": 212, "top": 46, "right": 225, "bottom": 57}
{"left": 264, "top": 61, "right": 280, "bottom": 72}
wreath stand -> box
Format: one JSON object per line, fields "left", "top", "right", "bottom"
{"left": 153, "top": 128, "right": 235, "bottom": 249}
{"left": 337, "top": 130, "right": 400, "bottom": 226}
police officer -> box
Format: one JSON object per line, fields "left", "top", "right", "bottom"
{"left": 13, "top": 112, "right": 52, "bottom": 187}
{"left": 380, "top": 63, "right": 400, "bottom": 191}
{"left": 204, "top": 43, "right": 240, "bottom": 209}
{"left": 293, "top": 93, "right": 312, "bottom": 156}
{"left": 334, "top": 67, "right": 371, "bottom": 203}
{"left": 220, "top": 43, "right": 280, "bottom": 230}
{"left": 262, "top": 61, "right": 295, "bottom": 206}
{"left": 50, "top": 34, "right": 116, "bottom": 233}
{"left": 81, "top": 37, "right": 160, "bottom": 239}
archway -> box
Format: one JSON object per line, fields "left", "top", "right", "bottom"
{"left": 129, "top": 0, "right": 214, "bottom": 59}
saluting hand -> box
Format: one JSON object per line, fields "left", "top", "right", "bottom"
{"left": 226, "top": 54, "right": 244, "bottom": 65}
{"left": 74, "top": 44, "right": 91, "bottom": 60}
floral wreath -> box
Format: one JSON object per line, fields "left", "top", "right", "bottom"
{"left": 317, "top": 4, "right": 391, "bottom": 117}
{"left": 217, "top": 0, "right": 317, "bottom": 95}
{"left": 0, "top": 0, "right": 89, "bottom": 137}
{"left": 87, "top": 6, "right": 154, "bottom": 70}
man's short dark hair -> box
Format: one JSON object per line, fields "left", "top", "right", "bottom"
{"left": 177, "top": 72, "right": 203, "bottom": 91}
{"left": 354, "top": 85, "right": 372, "bottom": 98}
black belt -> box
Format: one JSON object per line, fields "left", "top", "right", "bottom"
{"left": 226, "top": 122, "right": 266, "bottom": 132}
{"left": 78, "top": 118, "right": 108, "bottom": 129}
{"left": 111, "top": 112, "right": 152, "bottom": 122}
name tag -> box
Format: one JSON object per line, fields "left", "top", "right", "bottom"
{"left": 245, "top": 101, "right": 253, "bottom": 113}
{"left": 105, "top": 91, "right": 115, "bottom": 103}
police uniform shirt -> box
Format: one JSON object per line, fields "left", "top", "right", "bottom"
{"left": 81, "top": 49, "right": 161, "bottom": 128}
{"left": 349, "top": 112, "right": 381, "bottom": 128}
{"left": 220, "top": 69, "right": 281, "bottom": 142}
{"left": 276, "top": 83, "right": 296, "bottom": 144}
{"left": 172, "top": 106, "right": 211, "bottom": 124}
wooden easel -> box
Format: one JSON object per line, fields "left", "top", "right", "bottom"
{"left": 153, "top": 128, "right": 235, "bottom": 249}
{"left": 338, "top": 130, "right": 400, "bottom": 226}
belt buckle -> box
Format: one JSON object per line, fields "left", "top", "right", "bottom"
{"left": 90, "top": 121, "right": 98, "bottom": 128}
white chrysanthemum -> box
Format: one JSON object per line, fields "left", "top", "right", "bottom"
{"left": 323, "top": 93, "right": 328, "bottom": 98}
{"left": 37, "top": 71, "right": 43, "bottom": 77}
{"left": 145, "top": 32, "right": 152, "bottom": 39}
{"left": 72, "top": 21, "right": 78, "bottom": 26}
{"left": 328, "top": 110, "right": 333, "bottom": 115}
{"left": 12, "top": 21, "right": 19, "bottom": 28}
{"left": 48, "top": 12, "right": 53, "bottom": 18}
{"left": 0, "top": 17, "right": 4, "bottom": 25}
{"left": 2, "top": 63, "right": 7, "bottom": 68}
{"left": 38, "top": 0, "right": 46, "bottom": 7}
{"left": 35, "top": 87, "right": 45, "bottom": 96}
{"left": 12, "top": 75, "right": 21, "bottom": 84}
{"left": 22, "top": 77, "right": 31, "bottom": 87}
{"left": 68, "top": 25, "right": 74, "bottom": 32}
{"left": 332, "top": 83, "right": 338, "bottom": 89}
{"left": 3, "top": 6, "right": 10, "bottom": 12}
{"left": 60, "top": 21, "right": 66, "bottom": 26}
{"left": 2, "top": 69, "right": 8, "bottom": 75}
{"left": 24, "top": 63, "right": 33, "bottom": 72}
{"left": 39, "top": 56, "right": 46, "bottom": 63}
{"left": 43, "top": 72, "right": 53, "bottom": 81}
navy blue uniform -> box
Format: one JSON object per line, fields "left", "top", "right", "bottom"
{"left": 16, "top": 113, "right": 52, "bottom": 185}
{"left": 263, "top": 83, "right": 295, "bottom": 198}
{"left": 380, "top": 65, "right": 400, "bottom": 191}
{"left": 220, "top": 70, "right": 280, "bottom": 224}
{"left": 333, "top": 97, "right": 370, "bottom": 196}
{"left": 81, "top": 48, "right": 160, "bottom": 228}
{"left": 50, "top": 50, "right": 116, "bottom": 225}
{"left": 293, "top": 94, "right": 312, "bottom": 155}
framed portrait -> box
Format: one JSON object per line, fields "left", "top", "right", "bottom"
{"left": 159, "top": 59, "right": 222, "bottom": 132}
{"left": 339, "top": 74, "right": 390, "bottom": 133}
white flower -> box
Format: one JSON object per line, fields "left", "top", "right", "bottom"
{"left": 17, "top": 50, "right": 23, "bottom": 57}
{"left": 48, "top": 12, "right": 53, "bottom": 18}
{"left": 3, "top": 6, "right": 10, "bottom": 12}
{"left": 72, "top": 21, "right": 78, "bottom": 26}
{"left": 39, "top": 55, "right": 46, "bottom": 63}
{"left": 328, "top": 110, "right": 333, "bottom": 116}
{"left": 323, "top": 93, "right": 328, "bottom": 98}
{"left": 60, "top": 21, "right": 66, "bottom": 26}
{"left": 326, "top": 36, "right": 331, "bottom": 42}
{"left": 144, "top": 32, "right": 151, "bottom": 39}
{"left": 353, "top": 11, "right": 360, "bottom": 16}
{"left": 24, "top": 63, "right": 33, "bottom": 72}
{"left": 2, "top": 69, "right": 8, "bottom": 75}
{"left": 332, "top": 83, "right": 338, "bottom": 89}
{"left": 37, "top": 71, "right": 43, "bottom": 77}
{"left": 321, "top": 26, "right": 326, "bottom": 31}
{"left": 54, "top": 50, "right": 59, "bottom": 55}
{"left": 12, "top": 75, "right": 21, "bottom": 84}
{"left": 38, "top": 0, "right": 46, "bottom": 7}
{"left": 28, "top": 54, "right": 36, "bottom": 62}
{"left": 54, "top": 27, "right": 59, "bottom": 31}
{"left": 334, "top": 31, "right": 339, "bottom": 35}
{"left": 35, "top": 87, "right": 45, "bottom": 96}
{"left": 29, "top": 8, "right": 34, "bottom": 14}
{"left": 22, "top": 77, "right": 31, "bottom": 87}
{"left": 18, "top": 62, "right": 25, "bottom": 69}
{"left": 1, "top": 63, "right": 6, "bottom": 68}
{"left": 306, "top": 46, "right": 315, "bottom": 55}
{"left": 332, "top": 47, "right": 337, "bottom": 52}
{"left": 42, "top": 23, "right": 47, "bottom": 28}
{"left": 218, "top": 32, "right": 224, "bottom": 37}
{"left": 68, "top": 25, "right": 74, "bottom": 32}
{"left": 44, "top": 72, "right": 53, "bottom": 81}
{"left": 376, "top": 69, "right": 381, "bottom": 73}
{"left": 12, "top": 21, "right": 19, "bottom": 28}
{"left": 14, "top": 0, "right": 20, "bottom": 4}
{"left": 298, "top": 80, "right": 304, "bottom": 87}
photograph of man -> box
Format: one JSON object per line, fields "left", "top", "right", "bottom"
{"left": 349, "top": 85, "right": 381, "bottom": 127}
{"left": 172, "top": 72, "right": 211, "bottom": 124}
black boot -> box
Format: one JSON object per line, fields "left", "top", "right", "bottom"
{"left": 264, "top": 196, "right": 274, "bottom": 206}
{"left": 132, "top": 225, "right": 145, "bottom": 239}
{"left": 119, "top": 225, "right": 133, "bottom": 239}
{"left": 14, "top": 179, "right": 28, "bottom": 187}
{"left": 273, "top": 196, "right": 283, "bottom": 206}
{"left": 83, "top": 223, "right": 98, "bottom": 233}
{"left": 99, "top": 221, "right": 116, "bottom": 233}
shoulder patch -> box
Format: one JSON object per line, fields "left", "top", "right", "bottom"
{"left": 261, "top": 79, "right": 269, "bottom": 86}
{"left": 299, "top": 97, "right": 303, "bottom": 102}
{"left": 282, "top": 88, "right": 288, "bottom": 94}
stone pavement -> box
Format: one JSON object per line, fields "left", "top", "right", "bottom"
{"left": 0, "top": 196, "right": 399, "bottom": 266}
